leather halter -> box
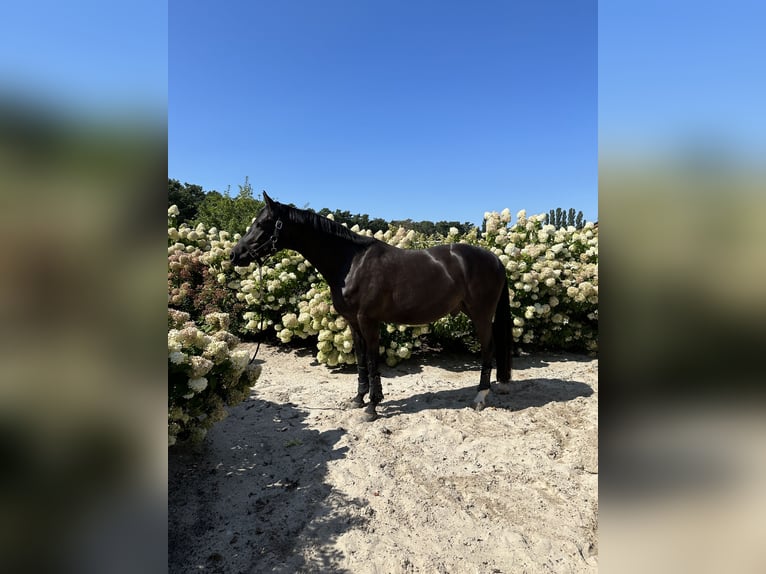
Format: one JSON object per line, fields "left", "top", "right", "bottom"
{"left": 248, "top": 218, "right": 283, "bottom": 264}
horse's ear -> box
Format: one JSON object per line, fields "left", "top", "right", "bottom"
{"left": 262, "top": 191, "right": 276, "bottom": 213}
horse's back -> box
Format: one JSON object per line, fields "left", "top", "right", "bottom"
{"left": 339, "top": 240, "right": 506, "bottom": 324}
{"left": 426, "top": 243, "right": 505, "bottom": 279}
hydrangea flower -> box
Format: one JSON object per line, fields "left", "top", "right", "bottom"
{"left": 188, "top": 377, "right": 208, "bottom": 393}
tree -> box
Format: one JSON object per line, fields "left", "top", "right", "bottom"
{"left": 369, "top": 218, "right": 388, "bottom": 232}
{"left": 193, "top": 177, "right": 264, "bottom": 233}
{"left": 391, "top": 218, "right": 475, "bottom": 236}
{"left": 168, "top": 178, "right": 205, "bottom": 223}
{"left": 181, "top": 182, "right": 479, "bottom": 238}
{"left": 312, "top": 208, "right": 389, "bottom": 233}
{"left": 544, "top": 207, "right": 587, "bottom": 229}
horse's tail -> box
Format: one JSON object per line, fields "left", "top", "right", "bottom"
{"left": 493, "top": 277, "right": 512, "bottom": 382}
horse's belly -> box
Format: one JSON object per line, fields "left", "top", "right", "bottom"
{"left": 388, "top": 309, "right": 451, "bottom": 325}
{"left": 385, "top": 290, "right": 460, "bottom": 324}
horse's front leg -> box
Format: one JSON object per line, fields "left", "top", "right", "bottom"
{"left": 365, "top": 363, "right": 384, "bottom": 422}
{"left": 349, "top": 326, "right": 369, "bottom": 408}
{"left": 359, "top": 319, "right": 382, "bottom": 422}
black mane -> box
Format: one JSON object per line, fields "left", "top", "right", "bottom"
{"left": 281, "top": 204, "right": 375, "bottom": 246}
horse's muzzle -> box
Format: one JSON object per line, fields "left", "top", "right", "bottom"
{"left": 230, "top": 245, "right": 244, "bottom": 265}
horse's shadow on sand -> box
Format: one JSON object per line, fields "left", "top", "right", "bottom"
{"left": 309, "top": 348, "right": 595, "bottom": 416}
{"left": 320, "top": 349, "right": 594, "bottom": 378}
{"left": 381, "top": 378, "right": 594, "bottom": 417}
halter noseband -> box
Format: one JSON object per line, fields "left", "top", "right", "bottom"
{"left": 247, "top": 218, "right": 283, "bottom": 263}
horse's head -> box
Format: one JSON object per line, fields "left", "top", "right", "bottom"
{"left": 230, "top": 192, "right": 284, "bottom": 266}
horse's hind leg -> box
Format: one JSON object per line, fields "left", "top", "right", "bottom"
{"left": 349, "top": 326, "right": 369, "bottom": 408}
{"left": 470, "top": 316, "right": 495, "bottom": 411}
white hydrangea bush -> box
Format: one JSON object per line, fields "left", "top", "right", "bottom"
{"left": 168, "top": 309, "right": 261, "bottom": 446}
{"left": 235, "top": 253, "right": 317, "bottom": 336}
{"left": 168, "top": 203, "right": 598, "bottom": 375}
{"left": 477, "top": 209, "right": 598, "bottom": 352}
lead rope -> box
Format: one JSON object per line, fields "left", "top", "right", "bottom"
{"left": 248, "top": 261, "right": 266, "bottom": 365}
{"left": 247, "top": 219, "right": 283, "bottom": 365}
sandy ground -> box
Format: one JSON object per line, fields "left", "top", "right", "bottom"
{"left": 169, "top": 343, "right": 598, "bottom": 574}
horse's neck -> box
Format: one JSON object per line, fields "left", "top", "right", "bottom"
{"left": 284, "top": 225, "right": 361, "bottom": 287}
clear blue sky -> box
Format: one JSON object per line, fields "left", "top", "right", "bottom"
{"left": 599, "top": 0, "right": 765, "bottom": 164}
{"left": 169, "top": 1, "right": 597, "bottom": 225}
{"left": 2, "top": 2, "right": 761, "bottom": 225}
{"left": 1, "top": 0, "right": 167, "bottom": 114}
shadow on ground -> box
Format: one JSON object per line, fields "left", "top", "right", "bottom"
{"left": 169, "top": 397, "right": 365, "bottom": 574}
{"left": 312, "top": 347, "right": 595, "bottom": 380}
{"left": 382, "top": 377, "right": 594, "bottom": 417}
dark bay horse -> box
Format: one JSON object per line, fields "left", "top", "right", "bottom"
{"left": 230, "top": 193, "right": 512, "bottom": 421}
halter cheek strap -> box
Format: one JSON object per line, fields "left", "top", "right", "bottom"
{"left": 248, "top": 218, "right": 284, "bottom": 263}
{"left": 270, "top": 219, "right": 283, "bottom": 252}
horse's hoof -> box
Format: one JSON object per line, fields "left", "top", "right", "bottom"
{"left": 362, "top": 406, "right": 378, "bottom": 422}
{"left": 472, "top": 389, "right": 489, "bottom": 412}
{"left": 495, "top": 382, "right": 512, "bottom": 394}
{"left": 348, "top": 396, "right": 366, "bottom": 409}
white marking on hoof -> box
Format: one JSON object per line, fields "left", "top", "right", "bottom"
{"left": 473, "top": 389, "right": 490, "bottom": 411}
{"left": 495, "top": 382, "right": 512, "bottom": 394}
